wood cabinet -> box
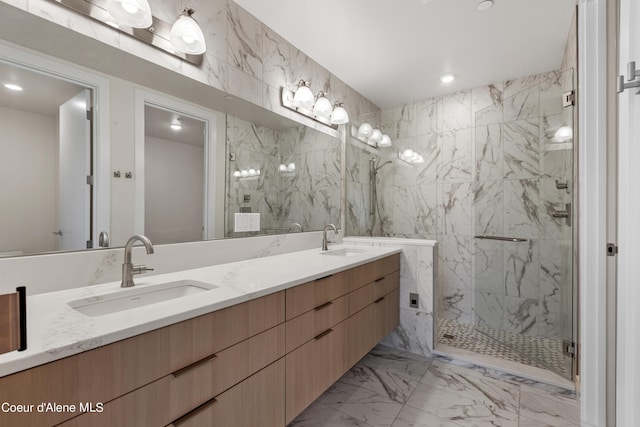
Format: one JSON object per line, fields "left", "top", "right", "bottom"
{"left": 0, "top": 253, "right": 401, "bottom": 427}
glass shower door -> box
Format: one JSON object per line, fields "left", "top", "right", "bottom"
{"left": 473, "top": 69, "right": 575, "bottom": 380}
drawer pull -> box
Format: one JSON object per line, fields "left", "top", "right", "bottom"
{"left": 315, "top": 274, "right": 334, "bottom": 282}
{"left": 171, "top": 396, "right": 218, "bottom": 426}
{"left": 171, "top": 353, "right": 218, "bottom": 378}
{"left": 314, "top": 328, "right": 333, "bottom": 340}
{"left": 314, "top": 301, "right": 333, "bottom": 311}
{"left": 374, "top": 296, "right": 385, "bottom": 304}
{"left": 374, "top": 276, "right": 385, "bottom": 283}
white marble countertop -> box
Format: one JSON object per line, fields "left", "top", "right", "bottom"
{"left": 0, "top": 244, "right": 400, "bottom": 378}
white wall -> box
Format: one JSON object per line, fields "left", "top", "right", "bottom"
{"left": 145, "top": 136, "right": 204, "bottom": 244}
{"left": 0, "top": 106, "right": 57, "bottom": 255}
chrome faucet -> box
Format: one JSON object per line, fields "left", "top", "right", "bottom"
{"left": 322, "top": 224, "right": 338, "bottom": 251}
{"left": 121, "top": 235, "right": 155, "bottom": 288}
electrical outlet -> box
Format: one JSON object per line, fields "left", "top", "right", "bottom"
{"left": 243, "top": 194, "right": 251, "bottom": 202}
{"left": 409, "top": 293, "right": 419, "bottom": 309}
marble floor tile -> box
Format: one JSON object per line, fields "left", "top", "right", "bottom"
{"left": 519, "top": 387, "right": 579, "bottom": 426}
{"left": 390, "top": 405, "right": 465, "bottom": 427}
{"left": 289, "top": 401, "right": 372, "bottom": 427}
{"left": 317, "top": 381, "right": 405, "bottom": 427}
{"left": 338, "top": 364, "right": 420, "bottom": 404}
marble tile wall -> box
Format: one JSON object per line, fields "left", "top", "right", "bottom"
{"left": 14, "top": 0, "right": 380, "bottom": 136}
{"left": 343, "top": 237, "right": 437, "bottom": 358}
{"left": 225, "top": 116, "right": 340, "bottom": 237}
{"left": 346, "top": 69, "right": 574, "bottom": 342}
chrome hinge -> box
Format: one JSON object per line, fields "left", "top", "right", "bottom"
{"left": 607, "top": 243, "right": 618, "bottom": 256}
{"left": 86, "top": 240, "right": 93, "bottom": 249}
{"left": 86, "top": 107, "right": 93, "bottom": 120}
{"left": 86, "top": 175, "right": 94, "bottom": 186}
{"left": 562, "top": 90, "right": 575, "bottom": 107}
{"left": 563, "top": 340, "right": 576, "bottom": 357}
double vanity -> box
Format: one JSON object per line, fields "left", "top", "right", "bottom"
{"left": 0, "top": 244, "right": 401, "bottom": 427}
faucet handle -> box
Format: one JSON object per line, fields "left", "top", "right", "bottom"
{"left": 132, "top": 265, "right": 154, "bottom": 275}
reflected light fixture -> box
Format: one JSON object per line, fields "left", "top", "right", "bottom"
{"left": 477, "top": 0, "right": 494, "bottom": 11}
{"left": 3, "top": 83, "right": 23, "bottom": 91}
{"left": 292, "top": 81, "right": 314, "bottom": 110}
{"left": 170, "top": 8, "right": 207, "bottom": 55}
{"left": 106, "top": 0, "right": 153, "bottom": 28}
{"left": 378, "top": 134, "right": 392, "bottom": 148}
{"left": 330, "top": 102, "right": 349, "bottom": 125}
{"left": 170, "top": 123, "right": 182, "bottom": 130}
{"left": 553, "top": 125, "right": 573, "bottom": 142}
{"left": 441, "top": 73, "right": 455, "bottom": 83}
{"left": 313, "top": 92, "right": 333, "bottom": 120}
{"left": 399, "top": 148, "right": 425, "bottom": 164}
{"left": 357, "top": 122, "right": 373, "bottom": 140}
{"left": 368, "top": 129, "right": 383, "bottom": 145}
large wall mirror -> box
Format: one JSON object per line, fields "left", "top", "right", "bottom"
{"left": 0, "top": 1, "right": 342, "bottom": 257}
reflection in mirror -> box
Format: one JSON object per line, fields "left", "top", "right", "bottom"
{"left": 225, "top": 115, "right": 341, "bottom": 237}
{"left": 134, "top": 90, "right": 220, "bottom": 245}
{"left": 143, "top": 104, "right": 206, "bottom": 244}
{"left": 0, "top": 59, "right": 98, "bottom": 256}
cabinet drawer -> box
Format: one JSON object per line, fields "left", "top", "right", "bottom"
{"left": 285, "top": 271, "right": 349, "bottom": 320}
{"left": 60, "top": 324, "right": 286, "bottom": 427}
{"left": 285, "top": 319, "right": 349, "bottom": 424}
{"left": 166, "top": 359, "right": 285, "bottom": 427}
{"left": 169, "top": 323, "right": 285, "bottom": 419}
{"left": 372, "top": 288, "right": 400, "bottom": 343}
{"left": 349, "top": 254, "right": 400, "bottom": 292}
{"left": 349, "top": 270, "right": 400, "bottom": 315}
{"left": 286, "top": 294, "right": 349, "bottom": 353}
{"left": 348, "top": 303, "right": 376, "bottom": 366}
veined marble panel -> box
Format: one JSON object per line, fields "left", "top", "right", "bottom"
{"left": 475, "top": 124, "right": 503, "bottom": 181}
{"left": 538, "top": 297, "right": 563, "bottom": 340}
{"left": 504, "top": 84, "right": 540, "bottom": 123}
{"left": 475, "top": 291, "right": 504, "bottom": 330}
{"left": 438, "top": 182, "right": 473, "bottom": 237}
{"left": 439, "top": 235, "right": 472, "bottom": 291}
{"left": 503, "top": 296, "right": 539, "bottom": 336}
{"left": 398, "top": 246, "right": 418, "bottom": 309}
{"left": 227, "top": 2, "right": 262, "bottom": 79}
{"left": 504, "top": 179, "right": 540, "bottom": 240}
{"left": 473, "top": 84, "right": 504, "bottom": 127}
{"left": 188, "top": 0, "right": 227, "bottom": 62}
{"left": 394, "top": 137, "right": 420, "bottom": 187}
{"left": 503, "top": 118, "right": 540, "bottom": 179}
{"left": 381, "top": 309, "right": 433, "bottom": 357}
{"left": 441, "top": 287, "right": 472, "bottom": 324}
{"left": 519, "top": 384, "right": 579, "bottom": 425}
{"left": 474, "top": 239, "right": 504, "bottom": 295}
{"left": 442, "top": 91, "right": 472, "bottom": 132}
{"left": 417, "top": 245, "right": 435, "bottom": 312}
{"left": 382, "top": 104, "right": 417, "bottom": 139}
{"left": 181, "top": 53, "right": 228, "bottom": 92}
{"left": 540, "top": 71, "right": 563, "bottom": 117}
{"left": 503, "top": 74, "right": 540, "bottom": 99}
{"left": 227, "top": 66, "right": 262, "bottom": 106}
{"left": 438, "top": 129, "right": 472, "bottom": 183}
{"left": 262, "top": 25, "right": 290, "bottom": 88}
{"left": 415, "top": 184, "right": 438, "bottom": 237}
{"left": 391, "top": 186, "right": 420, "bottom": 237}
{"left": 504, "top": 239, "right": 539, "bottom": 299}
{"left": 288, "top": 401, "right": 368, "bottom": 427}
{"left": 416, "top": 99, "right": 438, "bottom": 135}
{"left": 539, "top": 239, "right": 571, "bottom": 305}
{"left": 346, "top": 183, "right": 369, "bottom": 236}
{"left": 416, "top": 132, "right": 439, "bottom": 185}
{"left": 474, "top": 180, "right": 504, "bottom": 237}
{"left": 540, "top": 115, "right": 573, "bottom": 180}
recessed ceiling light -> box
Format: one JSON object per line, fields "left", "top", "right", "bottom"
{"left": 170, "top": 123, "right": 182, "bottom": 130}
{"left": 477, "top": 0, "right": 494, "bottom": 11}
{"left": 4, "top": 83, "right": 23, "bottom": 91}
{"left": 440, "top": 74, "right": 455, "bottom": 84}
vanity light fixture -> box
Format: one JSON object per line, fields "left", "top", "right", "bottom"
{"left": 351, "top": 122, "right": 393, "bottom": 149}
{"left": 106, "top": 0, "right": 152, "bottom": 28}
{"left": 378, "top": 134, "right": 392, "bottom": 148}
{"left": 441, "top": 73, "right": 455, "bottom": 83}
{"left": 357, "top": 122, "right": 373, "bottom": 140}
{"left": 3, "top": 83, "right": 23, "bottom": 91}
{"left": 330, "top": 102, "right": 349, "bottom": 125}
{"left": 233, "top": 168, "right": 261, "bottom": 179}
{"left": 477, "top": 0, "right": 494, "bottom": 11}
{"left": 292, "top": 81, "right": 315, "bottom": 110}
{"left": 312, "top": 92, "right": 333, "bottom": 120}
{"left": 398, "top": 148, "right": 425, "bottom": 165}
{"left": 278, "top": 163, "right": 296, "bottom": 173}
{"left": 170, "top": 8, "right": 207, "bottom": 55}
{"left": 553, "top": 125, "right": 573, "bottom": 143}
{"left": 281, "top": 84, "right": 348, "bottom": 130}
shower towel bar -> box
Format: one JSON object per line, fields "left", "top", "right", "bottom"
{"left": 474, "top": 235, "right": 528, "bottom": 243}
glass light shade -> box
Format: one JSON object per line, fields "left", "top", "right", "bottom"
{"left": 248, "top": 168, "right": 257, "bottom": 176}
{"left": 233, "top": 170, "right": 241, "bottom": 177}
{"left": 553, "top": 125, "right": 573, "bottom": 142}
{"left": 287, "top": 162, "right": 296, "bottom": 171}
{"left": 330, "top": 104, "right": 349, "bottom": 124}
{"left": 278, "top": 164, "right": 287, "bottom": 172}
{"left": 106, "top": 0, "right": 152, "bottom": 28}
{"left": 368, "top": 129, "right": 383, "bottom": 145}
{"left": 293, "top": 82, "right": 314, "bottom": 109}
{"left": 170, "top": 10, "right": 207, "bottom": 55}
{"left": 357, "top": 123, "right": 373, "bottom": 140}
{"left": 313, "top": 94, "right": 333, "bottom": 119}
{"left": 240, "top": 169, "right": 249, "bottom": 177}
{"left": 378, "top": 134, "right": 392, "bottom": 147}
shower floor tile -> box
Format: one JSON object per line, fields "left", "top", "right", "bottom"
{"left": 436, "top": 318, "right": 571, "bottom": 378}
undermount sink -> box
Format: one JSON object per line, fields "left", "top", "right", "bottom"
{"left": 320, "top": 248, "right": 367, "bottom": 257}
{"left": 68, "top": 280, "right": 218, "bottom": 317}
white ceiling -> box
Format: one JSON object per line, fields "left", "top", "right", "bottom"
{"left": 145, "top": 105, "right": 206, "bottom": 147}
{"left": 233, "top": 0, "right": 577, "bottom": 108}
